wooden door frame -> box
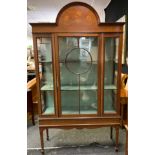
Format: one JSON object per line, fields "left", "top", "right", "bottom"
{"left": 33, "top": 33, "right": 58, "bottom": 117}
{"left": 54, "top": 33, "right": 102, "bottom": 117}
{"left": 102, "top": 33, "right": 123, "bottom": 116}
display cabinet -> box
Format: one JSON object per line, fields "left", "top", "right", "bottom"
{"left": 30, "top": 2, "right": 124, "bottom": 154}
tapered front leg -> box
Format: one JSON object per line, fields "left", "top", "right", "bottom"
{"left": 125, "top": 125, "right": 128, "bottom": 155}
{"left": 115, "top": 126, "right": 119, "bottom": 152}
{"left": 39, "top": 128, "right": 44, "bottom": 155}
{"left": 46, "top": 128, "right": 49, "bottom": 141}
{"left": 110, "top": 127, "right": 113, "bottom": 139}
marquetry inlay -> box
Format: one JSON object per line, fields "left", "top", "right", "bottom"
{"left": 58, "top": 6, "right": 98, "bottom": 26}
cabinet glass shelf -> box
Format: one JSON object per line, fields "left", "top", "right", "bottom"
{"left": 59, "top": 61, "right": 97, "bottom": 64}
{"left": 61, "top": 85, "right": 97, "bottom": 90}
{"left": 39, "top": 61, "right": 52, "bottom": 63}
{"left": 104, "top": 85, "right": 117, "bottom": 90}
{"left": 41, "top": 84, "right": 54, "bottom": 90}
{"left": 41, "top": 84, "right": 117, "bottom": 91}
{"left": 62, "top": 110, "right": 97, "bottom": 114}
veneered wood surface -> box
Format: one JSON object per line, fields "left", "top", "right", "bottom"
{"left": 31, "top": 2, "right": 125, "bottom": 128}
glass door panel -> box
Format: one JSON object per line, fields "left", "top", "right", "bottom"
{"left": 104, "top": 37, "right": 119, "bottom": 113}
{"left": 37, "top": 37, "right": 55, "bottom": 114}
{"left": 58, "top": 36, "right": 98, "bottom": 115}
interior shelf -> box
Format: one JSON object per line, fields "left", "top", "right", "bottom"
{"left": 61, "top": 85, "right": 97, "bottom": 90}
{"left": 62, "top": 110, "right": 97, "bottom": 114}
{"left": 41, "top": 84, "right": 117, "bottom": 91}
{"left": 104, "top": 85, "right": 117, "bottom": 89}
{"left": 39, "top": 60, "right": 52, "bottom": 63}
{"left": 41, "top": 84, "right": 54, "bottom": 90}
{"left": 59, "top": 61, "right": 97, "bottom": 64}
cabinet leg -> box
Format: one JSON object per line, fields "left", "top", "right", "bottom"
{"left": 115, "top": 126, "right": 119, "bottom": 152}
{"left": 125, "top": 126, "right": 128, "bottom": 155}
{"left": 46, "top": 128, "right": 49, "bottom": 141}
{"left": 39, "top": 128, "right": 44, "bottom": 155}
{"left": 121, "top": 104, "right": 124, "bottom": 128}
{"left": 110, "top": 127, "right": 113, "bottom": 139}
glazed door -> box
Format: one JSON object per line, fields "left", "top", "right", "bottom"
{"left": 56, "top": 35, "right": 99, "bottom": 116}
{"left": 35, "top": 35, "right": 56, "bottom": 115}
{"left": 103, "top": 35, "right": 121, "bottom": 114}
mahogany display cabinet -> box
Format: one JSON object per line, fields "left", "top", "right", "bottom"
{"left": 30, "top": 2, "right": 124, "bottom": 154}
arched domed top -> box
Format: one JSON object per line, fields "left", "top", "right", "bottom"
{"left": 30, "top": 2, "right": 124, "bottom": 33}
{"left": 56, "top": 2, "right": 100, "bottom": 27}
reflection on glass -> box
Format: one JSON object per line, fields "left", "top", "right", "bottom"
{"left": 104, "top": 90, "right": 117, "bottom": 112}
{"left": 59, "top": 37, "right": 98, "bottom": 114}
{"left": 37, "top": 38, "right": 52, "bottom": 62}
{"left": 37, "top": 37, "right": 55, "bottom": 114}
{"left": 104, "top": 37, "right": 119, "bottom": 112}
{"left": 61, "top": 91, "right": 79, "bottom": 114}
{"left": 80, "top": 90, "right": 97, "bottom": 114}
{"left": 41, "top": 91, "right": 55, "bottom": 114}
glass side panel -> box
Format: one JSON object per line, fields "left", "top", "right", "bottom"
{"left": 37, "top": 37, "right": 55, "bottom": 114}
{"left": 59, "top": 37, "right": 98, "bottom": 115}
{"left": 104, "top": 37, "right": 119, "bottom": 113}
